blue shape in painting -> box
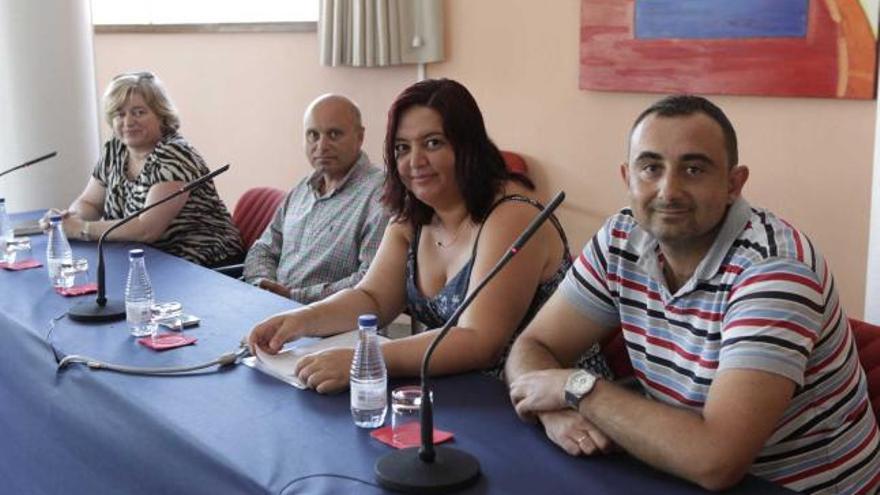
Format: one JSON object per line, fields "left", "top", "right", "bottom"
{"left": 635, "top": 0, "right": 809, "bottom": 39}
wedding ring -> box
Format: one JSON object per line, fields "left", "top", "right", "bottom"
{"left": 575, "top": 435, "right": 588, "bottom": 444}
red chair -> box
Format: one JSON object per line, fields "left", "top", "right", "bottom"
{"left": 849, "top": 318, "right": 880, "bottom": 419}
{"left": 232, "top": 186, "right": 286, "bottom": 251}
{"left": 601, "top": 330, "right": 634, "bottom": 379}
{"left": 501, "top": 150, "right": 529, "bottom": 176}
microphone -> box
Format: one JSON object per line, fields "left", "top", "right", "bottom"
{"left": 0, "top": 151, "right": 57, "bottom": 178}
{"left": 67, "top": 164, "right": 230, "bottom": 322}
{"left": 375, "top": 191, "right": 567, "bottom": 493}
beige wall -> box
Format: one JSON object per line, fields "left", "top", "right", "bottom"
{"left": 93, "top": 31, "right": 417, "bottom": 202}
{"left": 94, "top": 0, "right": 876, "bottom": 317}
{"left": 429, "top": 0, "right": 874, "bottom": 317}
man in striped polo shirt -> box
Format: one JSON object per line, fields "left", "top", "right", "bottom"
{"left": 507, "top": 95, "right": 880, "bottom": 494}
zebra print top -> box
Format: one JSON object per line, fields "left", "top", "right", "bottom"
{"left": 92, "top": 132, "right": 243, "bottom": 267}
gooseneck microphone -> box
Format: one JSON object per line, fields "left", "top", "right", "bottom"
{"left": 375, "top": 191, "right": 567, "bottom": 493}
{"left": 67, "top": 164, "right": 230, "bottom": 323}
{"left": 0, "top": 151, "right": 57, "bottom": 178}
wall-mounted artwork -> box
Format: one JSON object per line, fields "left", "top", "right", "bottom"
{"left": 580, "top": 0, "right": 879, "bottom": 99}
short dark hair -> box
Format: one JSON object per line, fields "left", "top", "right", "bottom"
{"left": 631, "top": 95, "right": 738, "bottom": 167}
{"left": 382, "top": 78, "right": 533, "bottom": 226}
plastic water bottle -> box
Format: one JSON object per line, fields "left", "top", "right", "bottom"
{"left": 0, "top": 199, "right": 12, "bottom": 243}
{"left": 0, "top": 198, "right": 9, "bottom": 262}
{"left": 46, "top": 215, "right": 73, "bottom": 287}
{"left": 350, "top": 314, "right": 387, "bottom": 428}
{"left": 125, "top": 249, "right": 156, "bottom": 337}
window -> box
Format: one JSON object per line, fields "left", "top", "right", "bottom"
{"left": 91, "top": 0, "right": 318, "bottom": 32}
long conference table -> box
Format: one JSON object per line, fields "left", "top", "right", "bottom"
{"left": 0, "top": 211, "right": 793, "bottom": 494}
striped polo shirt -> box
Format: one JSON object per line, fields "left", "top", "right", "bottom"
{"left": 560, "top": 198, "right": 880, "bottom": 494}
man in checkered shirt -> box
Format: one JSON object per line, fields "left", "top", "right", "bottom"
{"left": 244, "top": 94, "right": 388, "bottom": 303}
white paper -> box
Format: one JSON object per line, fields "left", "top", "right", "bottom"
{"left": 243, "top": 329, "right": 388, "bottom": 388}
{"left": 13, "top": 220, "right": 42, "bottom": 236}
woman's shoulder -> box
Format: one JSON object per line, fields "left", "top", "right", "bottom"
{"left": 387, "top": 218, "right": 416, "bottom": 244}
{"left": 477, "top": 182, "right": 567, "bottom": 249}
{"left": 485, "top": 183, "right": 547, "bottom": 218}
{"left": 481, "top": 198, "right": 542, "bottom": 237}
{"left": 152, "top": 133, "right": 207, "bottom": 170}
{"left": 102, "top": 135, "right": 125, "bottom": 155}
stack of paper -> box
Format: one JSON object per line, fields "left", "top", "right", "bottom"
{"left": 243, "top": 330, "right": 389, "bottom": 388}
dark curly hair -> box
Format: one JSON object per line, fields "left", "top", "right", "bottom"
{"left": 382, "top": 78, "right": 533, "bottom": 226}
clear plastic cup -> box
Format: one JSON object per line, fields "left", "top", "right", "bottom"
{"left": 391, "top": 386, "right": 431, "bottom": 446}
{"left": 5, "top": 237, "right": 31, "bottom": 264}
{"left": 151, "top": 301, "right": 184, "bottom": 332}
{"left": 59, "top": 258, "right": 89, "bottom": 288}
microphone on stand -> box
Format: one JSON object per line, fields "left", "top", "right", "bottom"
{"left": 375, "top": 191, "right": 567, "bottom": 493}
{"left": 0, "top": 151, "right": 57, "bottom": 179}
{"left": 67, "top": 164, "right": 231, "bottom": 323}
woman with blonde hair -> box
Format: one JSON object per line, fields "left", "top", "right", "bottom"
{"left": 44, "top": 71, "right": 242, "bottom": 267}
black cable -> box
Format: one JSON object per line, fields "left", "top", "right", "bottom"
{"left": 279, "top": 472, "right": 382, "bottom": 492}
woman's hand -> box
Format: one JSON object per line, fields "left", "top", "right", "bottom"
{"left": 39, "top": 208, "right": 69, "bottom": 231}
{"left": 295, "top": 347, "right": 354, "bottom": 394}
{"left": 61, "top": 215, "right": 85, "bottom": 240}
{"left": 248, "top": 308, "right": 314, "bottom": 355}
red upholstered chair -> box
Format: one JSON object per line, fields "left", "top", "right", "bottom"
{"left": 232, "top": 187, "right": 286, "bottom": 251}
{"left": 214, "top": 187, "right": 285, "bottom": 278}
{"left": 601, "top": 330, "right": 634, "bottom": 379}
{"left": 501, "top": 150, "right": 529, "bottom": 176}
{"left": 849, "top": 318, "right": 880, "bottom": 419}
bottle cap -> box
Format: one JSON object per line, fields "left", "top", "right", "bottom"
{"left": 49, "top": 214, "right": 62, "bottom": 223}
{"left": 358, "top": 314, "right": 378, "bottom": 328}
{"left": 0, "top": 198, "right": 5, "bottom": 203}
{"left": 128, "top": 248, "right": 145, "bottom": 259}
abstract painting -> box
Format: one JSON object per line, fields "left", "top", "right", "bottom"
{"left": 580, "top": 0, "right": 879, "bottom": 99}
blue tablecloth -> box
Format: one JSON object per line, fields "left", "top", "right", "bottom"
{"left": 0, "top": 211, "right": 791, "bottom": 494}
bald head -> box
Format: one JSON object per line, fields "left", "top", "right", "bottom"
{"left": 303, "top": 94, "right": 365, "bottom": 184}
{"left": 304, "top": 94, "right": 363, "bottom": 130}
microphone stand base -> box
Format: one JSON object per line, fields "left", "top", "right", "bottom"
{"left": 68, "top": 300, "right": 126, "bottom": 323}
{"left": 375, "top": 445, "right": 480, "bottom": 494}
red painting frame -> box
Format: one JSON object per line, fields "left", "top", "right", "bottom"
{"left": 579, "top": 0, "right": 878, "bottom": 99}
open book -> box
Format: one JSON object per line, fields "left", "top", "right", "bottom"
{"left": 243, "top": 330, "right": 389, "bottom": 388}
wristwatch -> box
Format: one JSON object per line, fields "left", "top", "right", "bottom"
{"left": 564, "top": 369, "right": 598, "bottom": 410}
{"left": 80, "top": 221, "right": 91, "bottom": 241}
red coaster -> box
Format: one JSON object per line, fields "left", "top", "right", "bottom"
{"left": 371, "top": 422, "right": 454, "bottom": 449}
{"left": 137, "top": 333, "right": 197, "bottom": 351}
{"left": 0, "top": 259, "right": 42, "bottom": 271}
{"left": 55, "top": 283, "right": 98, "bottom": 296}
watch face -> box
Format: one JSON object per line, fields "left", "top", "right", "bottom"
{"left": 571, "top": 373, "right": 592, "bottom": 394}
{"left": 566, "top": 370, "right": 596, "bottom": 409}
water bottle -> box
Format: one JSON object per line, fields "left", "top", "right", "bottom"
{"left": 350, "top": 314, "right": 387, "bottom": 428}
{"left": 0, "top": 198, "right": 9, "bottom": 262}
{"left": 125, "top": 249, "right": 156, "bottom": 337}
{"left": 0, "top": 199, "right": 12, "bottom": 243}
{"left": 46, "top": 215, "right": 73, "bottom": 287}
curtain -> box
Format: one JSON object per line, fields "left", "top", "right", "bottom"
{"left": 319, "top": 0, "right": 444, "bottom": 67}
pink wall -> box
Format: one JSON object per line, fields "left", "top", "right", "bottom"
{"left": 93, "top": 31, "right": 416, "bottom": 206}
{"left": 94, "top": 0, "right": 876, "bottom": 316}
{"left": 429, "top": 0, "right": 875, "bottom": 317}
